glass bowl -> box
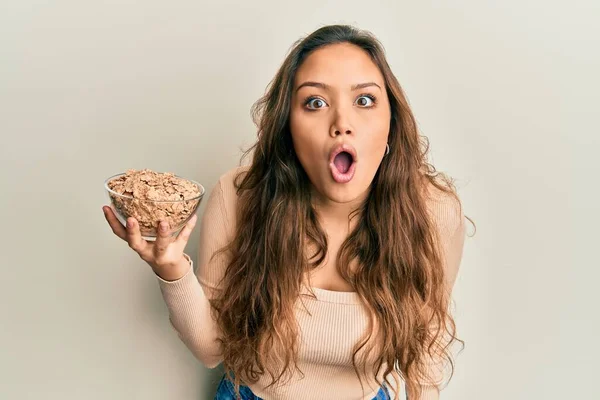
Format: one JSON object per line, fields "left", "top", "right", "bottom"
{"left": 104, "top": 172, "right": 205, "bottom": 241}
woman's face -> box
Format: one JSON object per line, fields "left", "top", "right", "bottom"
{"left": 289, "top": 43, "right": 391, "bottom": 207}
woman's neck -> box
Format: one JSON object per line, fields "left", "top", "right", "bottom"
{"left": 310, "top": 188, "right": 368, "bottom": 232}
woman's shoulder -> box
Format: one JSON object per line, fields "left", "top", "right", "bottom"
{"left": 211, "top": 165, "right": 249, "bottom": 221}
{"left": 422, "top": 179, "right": 465, "bottom": 238}
{"left": 215, "top": 165, "right": 249, "bottom": 199}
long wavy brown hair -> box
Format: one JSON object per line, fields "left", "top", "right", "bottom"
{"left": 210, "top": 25, "right": 474, "bottom": 399}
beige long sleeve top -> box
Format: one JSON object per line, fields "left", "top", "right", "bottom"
{"left": 156, "top": 167, "right": 466, "bottom": 400}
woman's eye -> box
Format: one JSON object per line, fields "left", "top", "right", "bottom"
{"left": 305, "top": 97, "right": 327, "bottom": 109}
{"left": 355, "top": 95, "right": 375, "bottom": 107}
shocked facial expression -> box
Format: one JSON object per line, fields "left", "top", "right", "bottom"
{"left": 289, "top": 43, "right": 391, "bottom": 206}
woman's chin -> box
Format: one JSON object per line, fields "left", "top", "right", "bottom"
{"left": 314, "top": 181, "right": 370, "bottom": 207}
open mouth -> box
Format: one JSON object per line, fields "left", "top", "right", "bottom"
{"left": 334, "top": 152, "right": 353, "bottom": 174}
{"left": 329, "top": 144, "right": 357, "bottom": 183}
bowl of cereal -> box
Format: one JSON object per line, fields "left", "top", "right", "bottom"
{"left": 104, "top": 169, "right": 205, "bottom": 241}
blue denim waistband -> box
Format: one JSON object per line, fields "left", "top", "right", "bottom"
{"left": 214, "top": 373, "right": 392, "bottom": 400}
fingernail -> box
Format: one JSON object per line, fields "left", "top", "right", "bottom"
{"left": 127, "top": 219, "right": 134, "bottom": 228}
{"left": 160, "top": 222, "right": 167, "bottom": 231}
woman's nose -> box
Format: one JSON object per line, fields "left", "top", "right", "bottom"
{"left": 329, "top": 109, "right": 354, "bottom": 138}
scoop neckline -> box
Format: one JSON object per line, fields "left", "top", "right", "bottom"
{"left": 300, "top": 284, "right": 362, "bottom": 305}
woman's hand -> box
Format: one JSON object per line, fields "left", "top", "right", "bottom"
{"left": 102, "top": 206, "right": 198, "bottom": 281}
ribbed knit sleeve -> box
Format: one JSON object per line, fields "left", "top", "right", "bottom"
{"left": 417, "top": 189, "right": 467, "bottom": 399}
{"left": 155, "top": 175, "right": 235, "bottom": 369}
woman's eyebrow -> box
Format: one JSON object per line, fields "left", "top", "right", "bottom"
{"left": 295, "top": 81, "right": 382, "bottom": 92}
{"left": 351, "top": 82, "right": 381, "bottom": 91}
{"left": 295, "top": 81, "right": 330, "bottom": 92}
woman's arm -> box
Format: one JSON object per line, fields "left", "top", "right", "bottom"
{"left": 155, "top": 178, "right": 233, "bottom": 369}
{"left": 419, "top": 194, "right": 467, "bottom": 399}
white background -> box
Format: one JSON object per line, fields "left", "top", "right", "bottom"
{"left": 1, "top": 1, "right": 598, "bottom": 399}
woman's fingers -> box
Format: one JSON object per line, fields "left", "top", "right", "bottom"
{"left": 174, "top": 214, "right": 198, "bottom": 248}
{"left": 103, "top": 205, "right": 150, "bottom": 258}
{"left": 103, "top": 206, "right": 193, "bottom": 268}
{"left": 103, "top": 206, "right": 126, "bottom": 240}
{"left": 124, "top": 217, "right": 149, "bottom": 256}
{"left": 154, "top": 220, "right": 174, "bottom": 255}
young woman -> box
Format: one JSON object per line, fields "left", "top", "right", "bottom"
{"left": 103, "top": 24, "right": 472, "bottom": 400}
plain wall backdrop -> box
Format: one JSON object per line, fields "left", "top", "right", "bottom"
{"left": 1, "top": 1, "right": 598, "bottom": 399}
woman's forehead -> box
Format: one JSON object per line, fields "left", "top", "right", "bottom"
{"left": 294, "top": 43, "right": 385, "bottom": 90}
